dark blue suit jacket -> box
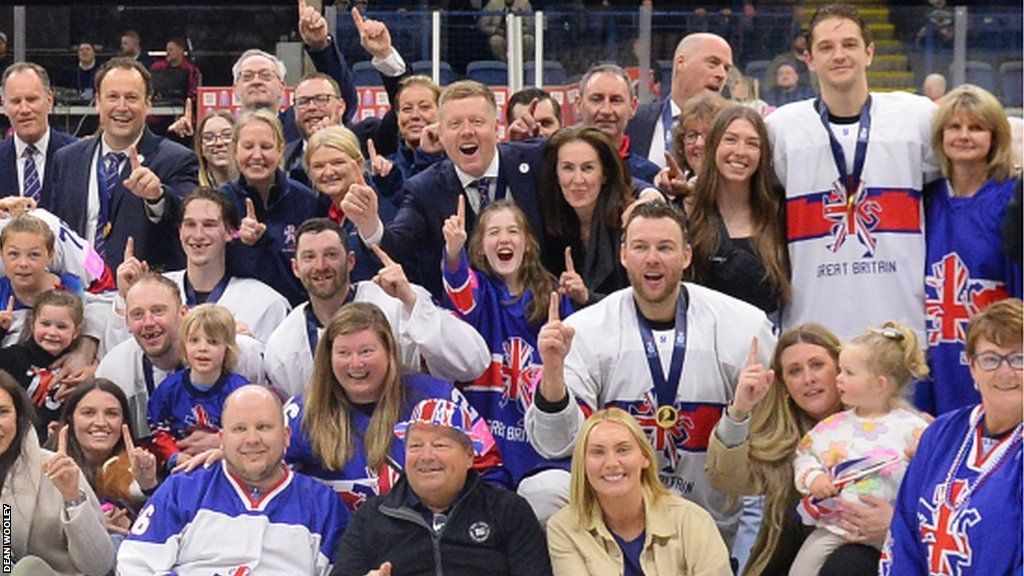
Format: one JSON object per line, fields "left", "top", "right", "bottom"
{"left": 625, "top": 98, "right": 670, "bottom": 161}
{"left": 40, "top": 129, "right": 199, "bottom": 271}
{"left": 380, "top": 139, "right": 548, "bottom": 300}
{"left": 0, "top": 128, "right": 77, "bottom": 199}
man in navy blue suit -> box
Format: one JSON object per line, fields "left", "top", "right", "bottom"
{"left": 341, "top": 80, "right": 546, "bottom": 300}
{"left": 0, "top": 63, "right": 77, "bottom": 201}
{"left": 41, "top": 58, "right": 198, "bottom": 272}
{"left": 625, "top": 33, "right": 732, "bottom": 168}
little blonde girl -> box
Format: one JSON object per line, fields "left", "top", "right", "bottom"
{"left": 789, "top": 321, "right": 931, "bottom": 576}
{"left": 146, "top": 304, "right": 249, "bottom": 469}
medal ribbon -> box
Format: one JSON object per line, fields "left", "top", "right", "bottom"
{"left": 183, "top": 274, "right": 231, "bottom": 307}
{"left": 816, "top": 96, "right": 872, "bottom": 197}
{"left": 661, "top": 100, "right": 676, "bottom": 155}
{"left": 635, "top": 288, "right": 688, "bottom": 415}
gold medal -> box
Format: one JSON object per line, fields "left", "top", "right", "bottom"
{"left": 102, "top": 222, "right": 112, "bottom": 238}
{"left": 656, "top": 405, "right": 678, "bottom": 429}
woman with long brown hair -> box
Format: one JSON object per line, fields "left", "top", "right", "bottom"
{"left": 284, "top": 302, "right": 500, "bottom": 512}
{"left": 686, "top": 105, "right": 790, "bottom": 317}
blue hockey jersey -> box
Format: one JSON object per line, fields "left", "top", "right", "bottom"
{"left": 881, "top": 405, "right": 1022, "bottom": 576}
{"left": 146, "top": 369, "right": 249, "bottom": 465}
{"left": 443, "top": 250, "right": 573, "bottom": 485}
{"left": 284, "top": 373, "right": 502, "bottom": 512}
{"left": 117, "top": 461, "right": 348, "bottom": 575}
{"left": 918, "top": 178, "right": 1022, "bottom": 415}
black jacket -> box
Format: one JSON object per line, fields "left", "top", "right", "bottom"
{"left": 332, "top": 471, "right": 552, "bottom": 576}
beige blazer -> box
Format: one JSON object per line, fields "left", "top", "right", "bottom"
{"left": 547, "top": 492, "right": 733, "bottom": 576}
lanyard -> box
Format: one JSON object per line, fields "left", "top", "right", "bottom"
{"left": 661, "top": 100, "right": 676, "bottom": 155}
{"left": 635, "top": 289, "right": 688, "bottom": 427}
{"left": 142, "top": 356, "right": 181, "bottom": 396}
{"left": 183, "top": 274, "right": 231, "bottom": 307}
{"left": 816, "top": 96, "right": 872, "bottom": 195}
{"left": 305, "top": 284, "right": 358, "bottom": 357}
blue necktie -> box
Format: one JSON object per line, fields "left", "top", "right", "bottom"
{"left": 471, "top": 177, "right": 492, "bottom": 212}
{"left": 22, "top": 145, "right": 41, "bottom": 202}
{"left": 96, "top": 151, "right": 126, "bottom": 258}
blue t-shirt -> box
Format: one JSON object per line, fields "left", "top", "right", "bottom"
{"left": 613, "top": 530, "right": 646, "bottom": 576}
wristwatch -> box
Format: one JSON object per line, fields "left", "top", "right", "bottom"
{"left": 726, "top": 403, "right": 751, "bottom": 422}
{"left": 64, "top": 491, "right": 87, "bottom": 510}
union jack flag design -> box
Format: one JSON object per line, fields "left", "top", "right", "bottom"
{"left": 500, "top": 337, "right": 540, "bottom": 411}
{"left": 919, "top": 480, "right": 981, "bottom": 576}
{"left": 822, "top": 179, "right": 882, "bottom": 257}
{"left": 925, "top": 253, "right": 1009, "bottom": 347}
{"left": 616, "top": 393, "right": 723, "bottom": 473}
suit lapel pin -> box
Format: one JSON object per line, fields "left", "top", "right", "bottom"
{"left": 519, "top": 162, "right": 529, "bottom": 174}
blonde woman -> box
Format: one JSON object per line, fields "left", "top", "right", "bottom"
{"left": 284, "top": 302, "right": 501, "bottom": 512}
{"left": 547, "top": 408, "right": 731, "bottom": 576}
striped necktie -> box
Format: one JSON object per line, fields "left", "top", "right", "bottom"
{"left": 96, "top": 151, "right": 126, "bottom": 258}
{"left": 470, "top": 177, "right": 492, "bottom": 212}
{"left": 22, "top": 145, "right": 41, "bottom": 202}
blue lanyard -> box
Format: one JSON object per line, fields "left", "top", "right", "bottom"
{"left": 816, "top": 96, "right": 872, "bottom": 195}
{"left": 183, "top": 274, "right": 231, "bottom": 307}
{"left": 661, "top": 100, "right": 676, "bottom": 155}
{"left": 304, "top": 284, "right": 358, "bottom": 357}
{"left": 635, "top": 288, "right": 688, "bottom": 413}
{"left": 142, "top": 356, "right": 182, "bottom": 396}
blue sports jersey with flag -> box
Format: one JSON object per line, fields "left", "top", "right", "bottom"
{"left": 284, "top": 373, "right": 500, "bottom": 512}
{"left": 117, "top": 461, "right": 348, "bottom": 575}
{"left": 443, "top": 250, "right": 573, "bottom": 485}
{"left": 918, "top": 178, "right": 1022, "bottom": 416}
{"left": 881, "top": 405, "right": 1022, "bottom": 576}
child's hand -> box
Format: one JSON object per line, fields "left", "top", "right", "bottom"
{"left": 0, "top": 296, "right": 14, "bottom": 332}
{"left": 558, "top": 247, "right": 588, "bottom": 306}
{"left": 442, "top": 195, "right": 467, "bottom": 269}
{"left": 810, "top": 474, "right": 838, "bottom": 500}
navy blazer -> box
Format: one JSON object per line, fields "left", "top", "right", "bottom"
{"left": 380, "top": 139, "right": 548, "bottom": 300}
{"left": 0, "top": 128, "right": 77, "bottom": 199}
{"left": 40, "top": 128, "right": 199, "bottom": 271}
{"left": 625, "top": 98, "right": 670, "bottom": 162}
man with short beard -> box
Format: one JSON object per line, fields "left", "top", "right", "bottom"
{"left": 96, "top": 273, "right": 265, "bottom": 438}
{"left": 263, "top": 218, "right": 488, "bottom": 399}
{"left": 527, "top": 201, "right": 775, "bottom": 549}
{"left": 117, "top": 385, "right": 348, "bottom": 576}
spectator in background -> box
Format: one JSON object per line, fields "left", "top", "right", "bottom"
{"left": 479, "top": 0, "right": 534, "bottom": 61}
{"left": 389, "top": 75, "right": 444, "bottom": 181}
{"left": 763, "top": 63, "right": 815, "bottom": 107}
{"left": 120, "top": 30, "right": 154, "bottom": 69}
{"left": 507, "top": 87, "right": 562, "bottom": 138}
{"left": 151, "top": 37, "right": 202, "bottom": 104}
{"left": 0, "top": 32, "right": 11, "bottom": 75}
{"left": 56, "top": 42, "right": 99, "bottom": 98}
{"left": 763, "top": 32, "right": 812, "bottom": 94}
{"left": 655, "top": 93, "right": 729, "bottom": 211}
{"left": 725, "top": 67, "right": 769, "bottom": 116}
{"left": 922, "top": 72, "right": 947, "bottom": 102}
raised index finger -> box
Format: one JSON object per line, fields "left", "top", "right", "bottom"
{"left": 746, "top": 337, "right": 758, "bottom": 367}
{"left": 664, "top": 151, "right": 680, "bottom": 177}
{"left": 370, "top": 244, "right": 395, "bottom": 266}
{"left": 527, "top": 98, "right": 539, "bottom": 117}
{"left": 57, "top": 425, "right": 68, "bottom": 455}
{"left": 564, "top": 246, "right": 575, "bottom": 273}
{"left": 124, "top": 236, "right": 135, "bottom": 261}
{"left": 348, "top": 156, "right": 367, "bottom": 186}
{"left": 128, "top": 145, "right": 142, "bottom": 170}
{"left": 184, "top": 97, "right": 193, "bottom": 123}
{"left": 351, "top": 7, "right": 367, "bottom": 33}
{"left": 6, "top": 296, "right": 14, "bottom": 312}
{"left": 456, "top": 195, "right": 465, "bottom": 226}
{"left": 367, "top": 138, "right": 378, "bottom": 162}
{"left": 245, "top": 198, "right": 257, "bottom": 220}
{"left": 121, "top": 423, "right": 136, "bottom": 453}
{"left": 548, "top": 291, "right": 560, "bottom": 322}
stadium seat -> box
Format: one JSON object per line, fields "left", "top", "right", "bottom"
{"left": 952, "top": 60, "right": 997, "bottom": 93}
{"left": 352, "top": 61, "right": 382, "bottom": 87}
{"left": 412, "top": 60, "right": 455, "bottom": 86}
{"left": 744, "top": 60, "right": 771, "bottom": 84}
{"left": 523, "top": 60, "right": 567, "bottom": 86}
{"left": 466, "top": 60, "right": 509, "bottom": 86}
{"left": 999, "top": 61, "right": 1022, "bottom": 107}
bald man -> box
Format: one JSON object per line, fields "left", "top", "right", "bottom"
{"left": 626, "top": 32, "right": 733, "bottom": 167}
{"left": 118, "top": 385, "right": 349, "bottom": 575}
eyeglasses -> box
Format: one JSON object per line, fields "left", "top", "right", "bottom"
{"left": 294, "top": 94, "right": 337, "bottom": 109}
{"left": 200, "top": 131, "right": 233, "bottom": 145}
{"left": 683, "top": 131, "right": 706, "bottom": 145}
{"left": 239, "top": 70, "right": 278, "bottom": 82}
{"left": 972, "top": 351, "right": 1024, "bottom": 372}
